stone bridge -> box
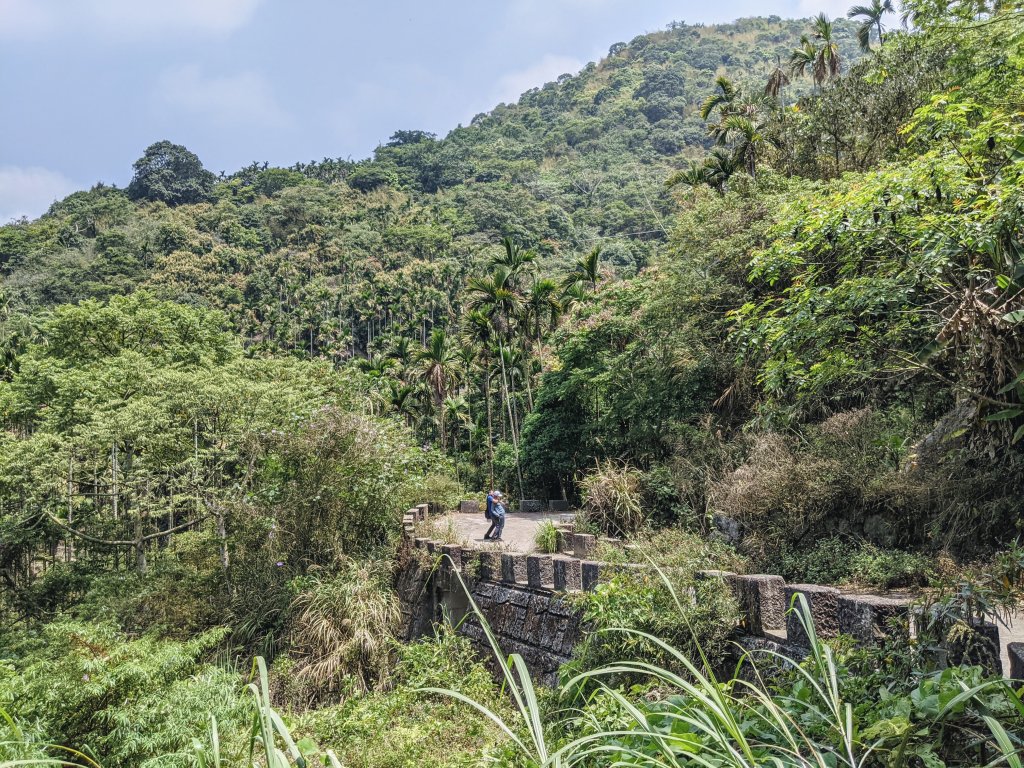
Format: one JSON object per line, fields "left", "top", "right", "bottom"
{"left": 396, "top": 504, "right": 1024, "bottom": 685}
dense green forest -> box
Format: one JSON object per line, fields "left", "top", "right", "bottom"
{"left": 1, "top": 1, "right": 1023, "bottom": 765}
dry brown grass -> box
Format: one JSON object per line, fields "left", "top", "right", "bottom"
{"left": 286, "top": 558, "right": 400, "bottom": 706}
{"left": 579, "top": 460, "right": 647, "bottom": 537}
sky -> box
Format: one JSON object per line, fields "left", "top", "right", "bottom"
{"left": 0, "top": 0, "right": 848, "bottom": 222}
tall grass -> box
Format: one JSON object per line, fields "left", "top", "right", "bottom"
{"left": 534, "top": 520, "right": 561, "bottom": 553}
{"left": 579, "top": 461, "right": 647, "bottom": 537}
{"left": 427, "top": 557, "right": 1024, "bottom": 767}
{"left": 287, "top": 559, "right": 400, "bottom": 702}
{"left": 0, "top": 659, "right": 340, "bottom": 768}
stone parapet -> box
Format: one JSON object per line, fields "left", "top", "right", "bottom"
{"left": 837, "top": 594, "right": 912, "bottom": 645}
{"left": 571, "top": 533, "right": 597, "bottom": 558}
{"left": 785, "top": 584, "right": 841, "bottom": 646}
{"left": 553, "top": 556, "right": 583, "bottom": 591}
{"left": 527, "top": 555, "right": 555, "bottom": 589}
{"left": 501, "top": 553, "right": 528, "bottom": 585}
{"left": 733, "top": 574, "right": 786, "bottom": 635}
{"left": 581, "top": 560, "right": 603, "bottom": 591}
{"left": 1009, "top": 642, "right": 1024, "bottom": 687}
{"left": 398, "top": 503, "right": 1019, "bottom": 682}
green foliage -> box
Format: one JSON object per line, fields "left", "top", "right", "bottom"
{"left": 127, "top": 140, "right": 217, "bottom": 206}
{"left": 434, "top": 587, "right": 1024, "bottom": 768}
{"left": 296, "top": 626, "right": 510, "bottom": 767}
{"left": 534, "top": 519, "right": 561, "bottom": 553}
{"left": 521, "top": 272, "right": 725, "bottom": 496}
{"left": 568, "top": 529, "right": 742, "bottom": 682}
{"left": 780, "top": 535, "right": 935, "bottom": 588}
{"left": 346, "top": 163, "right": 398, "bottom": 192}
{"left": 0, "top": 293, "right": 449, "bottom": 665}
{"left": 2, "top": 8, "right": 1024, "bottom": 766}
{"left": 0, "top": 622, "right": 251, "bottom": 768}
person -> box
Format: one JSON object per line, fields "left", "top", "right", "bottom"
{"left": 485, "top": 493, "right": 497, "bottom": 540}
{"left": 489, "top": 491, "right": 507, "bottom": 542}
{"left": 483, "top": 489, "right": 496, "bottom": 540}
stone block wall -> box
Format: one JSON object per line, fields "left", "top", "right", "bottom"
{"left": 401, "top": 505, "right": 1010, "bottom": 682}
{"left": 399, "top": 531, "right": 590, "bottom": 684}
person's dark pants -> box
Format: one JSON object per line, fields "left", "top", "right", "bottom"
{"left": 484, "top": 516, "right": 499, "bottom": 539}
{"left": 490, "top": 515, "right": 505, "bottom": 539}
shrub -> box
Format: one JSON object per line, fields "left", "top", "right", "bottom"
{"left": 0, "top": 622, "right": 250, "bottom": 768}
{"left": 567, "top": 566, "right": 739, "bottom": 684}
{"left": 534, "top": 519, "right": 561, "bottom": 553}
{"left": 258, "top": 406, "right": 434, "bottom": 562}
{"left": 709, "top": 410, "right": 935, "bottom": 560}
{"left": 416, "top": 471, "right": 463, "bottom": 513}
{"left": 579, "top": 461, "right": 647, "bottom": 536}
{"left": 780, "top": 536, "right": 935, "bottom": 589}
{"left": 284, "top": 558, "right": 400, "bottom": 706}
{"left": 296, "top": 626, "right": 509, "bottom": 768}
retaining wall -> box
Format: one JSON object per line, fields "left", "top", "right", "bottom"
{"left": 399, "top": 505, "right": 1014, "bottom": 682}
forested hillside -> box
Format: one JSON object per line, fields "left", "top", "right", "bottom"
{"left": 1, "top": 1, "right": 1024, "bottom": 765}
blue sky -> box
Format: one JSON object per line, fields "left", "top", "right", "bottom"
{"left": 0, "top": 0, "right": 845, "bottom": 222}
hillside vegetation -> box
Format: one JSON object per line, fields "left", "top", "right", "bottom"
{"left": 1, "top": 1, "right": 1024, "bottom": 766}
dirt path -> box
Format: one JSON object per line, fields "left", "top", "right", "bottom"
{"left": 441, "top": 510, "right": 574, "bottom": 553}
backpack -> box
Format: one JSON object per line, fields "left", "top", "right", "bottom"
{"left": 485, "top": 494, "right": 494, "bottom": 520}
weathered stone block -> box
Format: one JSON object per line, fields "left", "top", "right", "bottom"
{"left": 508, "top": 587, "right": 531, "bottom": 608}
{"left": 785, "top": 584, "right": 841, "bottom": 646}
{"left": 501, "top": 553, "right": 528, "bottom": 585}
{"left": 519, "top": 499, "right": 544, "bottom": 513}
{"left": 572, "top": 533, "right": 597, "bottom": 558}
{"left": 458, "top": 547, "right": 477, "bottom": 577}
{"left": 1008, "top": 642, "right": 1024, "bottom": 686}
{"left": 549, "top": 499, "right": 570, "bottom": 511}
{"left": 413, "top": 537, "right": 429, "bottom": 550}
{"left": 459, "top": 500, "right": 480, "bottom": 515}
{"left": 581, "top": 560, "right": 602, "bottom": 591}
{"left": 416, "top": 503, "right": 429, "bottom": 522}
{"left": 478, "top": 551, "right": 501, "bottom": 582}
{"left": 441, "top": 544, "right": 462, "bottom": 569}
{"left": 837, "top": 594, "right": 911, "bottom": 645}
{"left": 426, "top": 540, "right": 438, "bottom": 555}
{"left": 526, "top": 555, "right": 554, "bottom": 589}
{"left": 946, "top": 620, "right": 1002, "bottom": 676}
{"left": 733, "top": 574, "right": 786, "bottom": 635}
{"left": 553, "top": 556, "right": 583, "bottom": 591}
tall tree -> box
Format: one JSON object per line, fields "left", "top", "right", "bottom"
{"left": 811, "top": 14, "right": 844, "bottom": 85}
{"left": 126, "top": 141, "right": 216, "bottom": 206}
{"left": 415, "top": 327, "right": 460, "bottom": 446}
{"left": 765, "top": 57, "right": 791, "bottom": 102}
{"left": 789, "top": 35, "right": 819, "bottom": 85}
{"left": 700, "top": 76, "right": 739, "bottom": 121}
{"left": 848, "top": 0, "right": 894, "bottom": 51}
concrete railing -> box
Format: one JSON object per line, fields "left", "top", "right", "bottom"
{"left": 403, "top": 506, "right": 1023, "bottom": 681}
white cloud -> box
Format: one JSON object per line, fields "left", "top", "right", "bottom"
{"left": 494, "top": 54, "right": 584, "bottom": 106}
{"left": 0, "top": 166, "right": 78, "bottom": 223}
{"left": 0, "top": 0, "right": 261, "bottom": 40}
{"left": 155, "top": 65, "right": 291, "bottom": 129}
